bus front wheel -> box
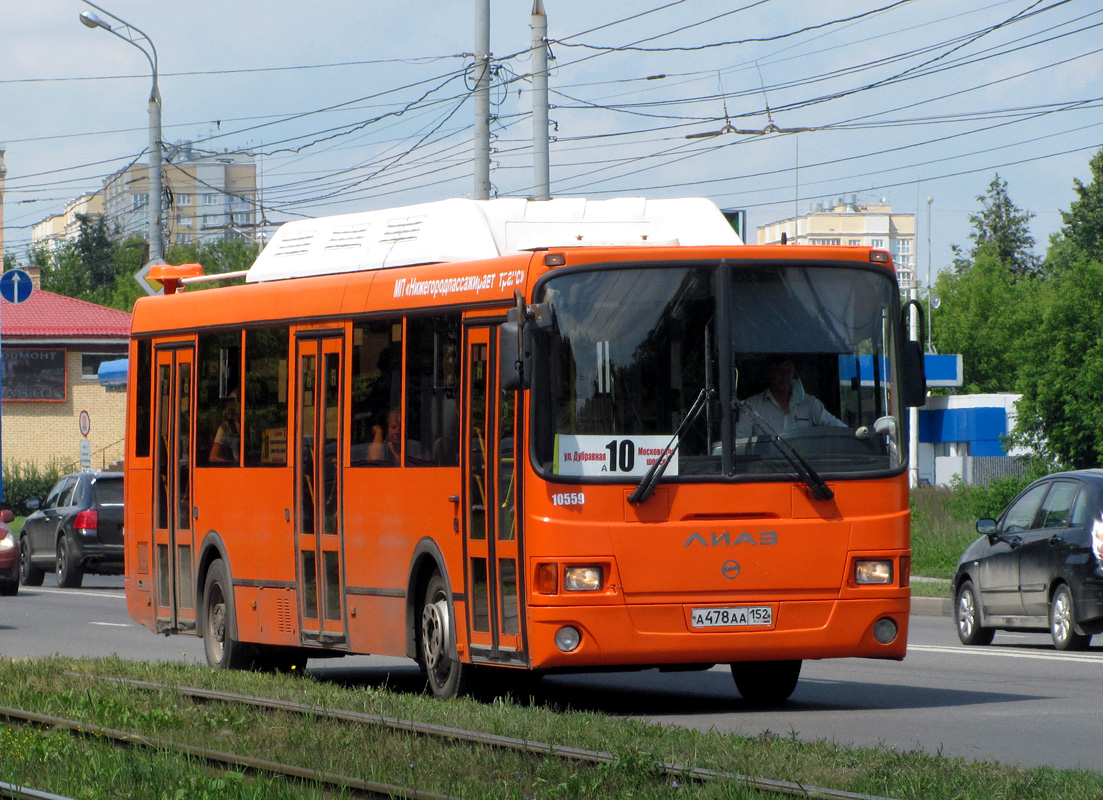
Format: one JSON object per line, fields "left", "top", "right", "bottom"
{"left": 730, "top": 660, "right": 802, "bottom": 707}
{"left": 419, "top": 572, "right": 474, "bottom": 699}
{"left": 202, "top": 559, "right": 252, "bottom": 670}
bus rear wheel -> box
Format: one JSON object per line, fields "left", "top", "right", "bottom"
{"left": 731, "top": 660, "right": 802, "bottom": 707}
{"left": 202, "top": 559, "right": 252, "bottom": 670}
{"left": 419, "top": 573, "right": 474, "bottom": 699}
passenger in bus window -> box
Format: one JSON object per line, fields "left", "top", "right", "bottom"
{"left": 368, "top": 409, "right": 401, "bottom": 464}
{"left": 209, "top": 402, "right": 240, "bottom": 463}
{"left": 736, "top": 356, "right": 845, "bottom": 437}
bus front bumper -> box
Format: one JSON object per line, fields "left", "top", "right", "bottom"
{"left": 524, "top": 597, "right": 909, "bottom": 671}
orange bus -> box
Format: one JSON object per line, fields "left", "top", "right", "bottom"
{"left": 124, "top": 197, "right": 926, "bottom": 704}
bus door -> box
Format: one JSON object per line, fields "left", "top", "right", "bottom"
{"left": 463, "top": 325, "right": 524, "bottom": 664}
{"left": 153, "top": 345, "right": 196, "bottom": 633}
{"left": 295, "top": 333, "right": 347, "bottom": 646}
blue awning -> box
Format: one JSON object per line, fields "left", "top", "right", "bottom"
{"left": 98, "top": 358, "right": 128, "bottom": 387}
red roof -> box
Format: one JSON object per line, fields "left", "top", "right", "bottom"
{"left": 1, "top": 288, "right": 131, "bottom": 339}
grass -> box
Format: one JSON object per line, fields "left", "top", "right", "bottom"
{"left": 909, "top": 477, "right": 1031, "bottom": 581}
{"left": 1, "top": 657, "right": 1101, "bottom": 800}
{"left": 909, "top": 486, "right": 980, "bottom": 580}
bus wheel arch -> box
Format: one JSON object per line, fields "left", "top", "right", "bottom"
{"left": 405, "top": 539, "right": 451, "bottom": 659}
{"left": 195, "top": 531, "right": 232, "bottom": 640}
{"left": 407, "top": 538, "right": 474, "bottom": 699}
{"left": 201, "top": 556, "right": 255, "bottom": 669}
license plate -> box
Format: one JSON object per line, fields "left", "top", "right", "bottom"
{"left": 690, "top": 605, "right": 773, "bottom": 628}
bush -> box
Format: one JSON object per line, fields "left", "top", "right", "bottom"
{"left": 909, "top": 472, "right": 1038, "bottom": 578}
{"left": 943, "top": 474, "right": 1033, "bottom": 521}
{"left": 2, "top": 461, "right": 66, "bottom": 516}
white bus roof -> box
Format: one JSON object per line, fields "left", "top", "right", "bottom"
{"left": 246, "top": 196, "right": 742, "bottom": 283}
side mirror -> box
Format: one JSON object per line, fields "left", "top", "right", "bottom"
{"left": 900, "top": 299, "right": 927, "bottom": 408}
{"left": 25, "top": 498, "right": 41, "bottom": 511}
{"left": 499, "top": 320, "right": 528, "bottom": 392}
{"left": 0, "top": 509, "right": 12, "bottom": 524}
{"left": 977, "top": 518, "right": 997, "bottom": 536}
{"left": 499, "top": 300, "right": 552, "bottom": 392}
{"left": 901, "top": 340, "right": 926, "bottom": 408}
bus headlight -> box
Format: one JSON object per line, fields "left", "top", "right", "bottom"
{"left": 564, "top": 566, "right": 603, "bottom": 591}
{"left": 855, "top": 560, "right": 893, "bottom": 584}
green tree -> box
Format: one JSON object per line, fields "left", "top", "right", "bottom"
{"left": 931, "top": 244, "right": 1030, "bottom": 393}
{"left": 1012, "top": 147, "right": 1103, "bottom": 467}
{"left": 1013, "top": 256, "right": 1103, "bottom": 468}
{"left": 166, "top": 237, "right": 260, "bottom": 275}
{"left": 951, "top": 174, "right": 1039, "bottom": 276}
{"left": 1058, "top": 148, "right": 1103, "bottom": 261}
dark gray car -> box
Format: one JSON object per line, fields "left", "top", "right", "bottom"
{"left": 19, "top": 470, "right": 124, "bottom": 589}
{"left": 953, "top": 469, "right": 1103, "bottom": 650}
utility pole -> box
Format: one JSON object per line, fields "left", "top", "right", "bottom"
{"left": 531, "top": 0, "right": 550, "bottom": 200}
{"left": 473, "top": 0, "right": 492, "bottom": 200}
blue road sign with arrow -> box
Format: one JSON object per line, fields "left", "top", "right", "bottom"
{"left": 0, "top": 269, "right": 34, "bottom": 304}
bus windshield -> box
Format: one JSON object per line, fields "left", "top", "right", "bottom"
{"left": 532, "top": 261, "right": 905, "bottom": 482}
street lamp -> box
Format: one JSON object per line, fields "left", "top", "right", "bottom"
{"left": 80, "top": 2, "right": 164, "bottom": 266}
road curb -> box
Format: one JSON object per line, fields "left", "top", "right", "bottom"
{"left": 911, "top": 596, "right": 952, "bottom": 617}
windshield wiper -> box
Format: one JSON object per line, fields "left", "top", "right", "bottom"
{"left": 628, "top": 388, "right": 712, "bottom": 505}
{"left": 733, "top": 400, "right": 835, "bottom": 502}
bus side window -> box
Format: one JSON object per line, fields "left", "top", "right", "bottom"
{"left": 134, "top": 339, "right": 153, "bottom": 459}
{"left": 406, "top": 314, "right": 460, "bottom": 467}
{"left": 244, "top": 327, "right": 289, "bottom": 467}
{"left": 196, "top": 331, "right": 242, "bottom": 467}
{"left": 351, "top": 319, "right": 402, "bottom": 467}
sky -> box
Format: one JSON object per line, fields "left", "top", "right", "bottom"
{"left": 2, "top": 0, "right": 1102, "bottom": 287}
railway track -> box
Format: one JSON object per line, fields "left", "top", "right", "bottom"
{"left": 18, "top": 673, "right": 897, "bottom": 800}
{"left": 0, "top": 701, "right": 457, "bottom": 800}
{"left": 0, "top": 781, "right": 78, "bottom": 800}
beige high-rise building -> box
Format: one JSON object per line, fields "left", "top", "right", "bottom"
{"left": 31, "top": 191, "right": 106, "bottom": 252}
{"left": 102, "top": 143, "right": 257, "bottom": 248}
{"left": 757, "top": 196, "right": 917, "bottom": 286}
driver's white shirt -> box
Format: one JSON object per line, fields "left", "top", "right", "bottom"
{"left": 736, "top": 383, "right": 844, "bottom": 437}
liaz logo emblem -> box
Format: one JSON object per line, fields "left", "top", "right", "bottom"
{"left": 683, "top": 531, "right": 778, "bottom": 547}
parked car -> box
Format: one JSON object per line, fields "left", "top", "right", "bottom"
{"left": 20, "top": 470, "right": 124, "bottom": 589}
{"left": 953, "top": 469, "right": 1103, "bottom": 650}
{"left": 0, "top": 510, "right": 18, "bottom": 596}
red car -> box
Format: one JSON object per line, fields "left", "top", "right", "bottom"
{"left": 0, "top": 509, "right": 18, "bottom": 596}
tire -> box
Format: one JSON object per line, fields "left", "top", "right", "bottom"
{"left": 0, "top": 577, "right": 17, "bottom": 596}
{"left": 202, "top": 559, "right": 253, "bottom": 669}
{"left": 419, "top": 572, "right": 475, "bottom": 699}
{"left": 1050, "top": 583, "right": 1091, "bottom": 651}
{"left": 955, "top": 580, "right": 995, "bottom": 646}
{"left": 19, "top": 536, "right": 45, "bottom": 586}
{"left": 730, "top": 660, "right": 802, "bottom": 707}
{"left": 56, "top": 537, "right": 84, "bottom": 589}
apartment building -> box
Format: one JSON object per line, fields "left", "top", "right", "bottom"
{"left": 757, "top": 197, "right": 918, "bottom": 286}
{"left": 102, "top": 143, "right": 257, "bottom": 248}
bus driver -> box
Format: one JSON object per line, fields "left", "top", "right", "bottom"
{"left": 736, "top": 356, "right": 845, "bottom": 438}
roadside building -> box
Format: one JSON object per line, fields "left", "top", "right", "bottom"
{"left": 1, "top": 267, "right": 130, "bottom": 471}
{"left": 918, "top": 393, "right": 1027, "bottom": 487}
{"left": 30, "top": 191, "right": 106, "bottom": 253}
{"left": 756, "top": 196, "right": 917, "bottom": 285}
{"left": 103, "top": 143, "right": 257, "bottom": 249}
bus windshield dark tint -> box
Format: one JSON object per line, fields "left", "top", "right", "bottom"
{"left": 532, "top": 262, "right": 905, "bottom": 481}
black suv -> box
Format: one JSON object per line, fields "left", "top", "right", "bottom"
{"left": 20, "top": 470, "right": 124, "bottom": 589}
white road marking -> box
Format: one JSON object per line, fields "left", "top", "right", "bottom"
{"left": 89, "top": 622, "right": 131, "bottom": 627}
{"left": 910, "top": 643, "right": 1102, "bottom": 664}
{"left": 27, "top": 587, "right": 125, "bottom": 600}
